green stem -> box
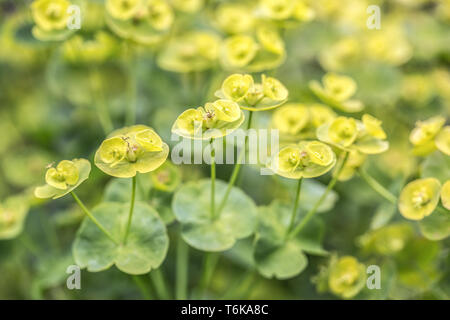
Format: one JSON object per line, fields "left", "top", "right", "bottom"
{"left": 358, "top": 168, "right": 397, "bottom": 204}
{"left": 290, "top": 151, "right": 350, "bottom": 238}
{"left": 39, "top": 210, "right": 60, "bottom": 253}
{"left": 126, "top": 41, "right": 137, "bottom": 126}
{"left": 123, "top": 176, "right": 137, "bottom": 245}
{"left": 175, "top": 235, "right": 189, "bottom": 300}
{"left": 221, "top": 269, "right": 255, "bottom": 299}
{"left": 150, "top": 268, "right": 171, "bottom": 300}
{"left": 89, "top": 68, "right": 113, "bottom": 135}
{"left": 199, "top": 253, "right": 219, "bottom": 298}
{"left": 359, "top": 169, "right": 448, "bottom": 215}
{"left": 287, "top": 178, "right": 303, "bottom": 237}
{"left": 217, "top": 110, "right": 254, "bottom": 215}
{"left": 132, "top": 275, "right": 153, "bottom": 300}
{"left": 210, "top": 138, "right": 216, "bottom": 219}
{"left": 71, "top": 192, "right": 119, "bottom": 245}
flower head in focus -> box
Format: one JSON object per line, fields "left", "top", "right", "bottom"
{"left": 95, "top": 125, "right": 169, "bottom": 178}
{"left": 35, "top": 159, "right": 91, "bottom": 199}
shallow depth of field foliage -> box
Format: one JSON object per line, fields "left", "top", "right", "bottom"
{"left": 0, "top": 0, "right": 449, "bottom": 300}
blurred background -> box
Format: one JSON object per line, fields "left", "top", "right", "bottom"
{"left": 0, "top": 0, "right": 449, "bottom": 299}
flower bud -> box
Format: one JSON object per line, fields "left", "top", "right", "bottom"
{"left": 222, "top": 35, "right": 258, "bottom": 68}
{"left": 262, "top": 75, "right": 288, "bottom": 101}
{"left": 436, "top": 126, "right": 450, "bottom": 156}
{"left": 216, "top": 3, "right": 254, "bottom": 34}
{"left": 441, "top": 180, "right": 450, "bottom": 210}
{"left": 98, "top": 137, "right": 128, "bottom": 167}
{"left": 409, "top": 116, "right": 445, "bottom": 146}
{"left": 399, "top": 178, "right": 441, "bottom": 220}
{"left": 32, "top": 0, "right": 71, "bottom": 31}
{"left": 272, "top": 103, "right": 309, "bottom": 136}
{"left": 106, "top": 0, "right": 141, "bottom": 21}
{"left": 135, "top": 129, "right": 163, "bottom": 152}
{"left": 323, "top": 73, "right": 357, "bottom": 102}
{"left": 210, "top": 100, "right": 241, "bottom": 122}
{"left": 45, "top": 160, "right": 79, "bottom": 190}
{"left": 147, "top": 0, "right": 174, "bottom": 31}
{"left": 328, "top": 256, "right": 366, "bottom": 299}
{"left": 222, "top": 74, "right": 254, "bottom": 102}
{"left": 328, "top": 117, "right": 358, "bottom": 147}
{"left": 362, "top": 114, "right": 386, "bottom": 139}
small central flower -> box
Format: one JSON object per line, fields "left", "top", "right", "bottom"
{"left": 46, "top": 3, "right": 62, "bottom": 19}
{"left": 328, "top": 117, "right": 357, "bottom": 147}
{"left": 45, "top": 160, "right": 79, "bottom": 190}
{"left": 204, "top": 110, "right": 215, "bottom": 120}
{"left": 1, "top": 209, "right": 15, "bottom": 226}
{"left": 99, "top": 137, "right": 128, "bottom": 167}
{"left": 411, "top": 189, "right": 430, "bottom": 208}
{"left": 157, "top": 171, "right": 170, "bottom": 184}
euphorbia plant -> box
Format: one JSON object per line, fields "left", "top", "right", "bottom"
{"left": 35, "top": 125, "right": 170, "bottom": 275}
{"left": 252, "top": 140, "right": 336, "bottom": 279}
{"left": 171, "top": 98, "right": 256, "bottom": 252}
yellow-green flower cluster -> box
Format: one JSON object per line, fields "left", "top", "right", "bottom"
{"left": 63, "top": 31, "right": 119, "bottom": 65}
{"left": 157, "top": 31, "right": 220, "bottom": 73}
{"left": 309, "top": 73, "right": 364, "bottom": 113}
{"left": 401, "top": 74, "right": 435, "bottom": 107}
{"left": 31, "top": 0, "right": 75, "bottom": 41}
{"left": 442, "top": 180, "right": 450, "bottom": 210}
{"left": 150, "top": 161, "right": 181, "bottom": 192}
{"left": 268, "top": 141, "right": 336, "bottom": 179}
{"left": 319, "top": 38, "right": 361, "bottom": 72}
{"left": 216, "top": 74, "right": 288, "bottom": 111}
{"left": 271, "top": 103, "right": 336, "bottom": 141}
{"left": 95, "top": 125, "right": 169, "bottom": 178}
{"left": 358, "top": 223, "right": 414, "bottom": 256}
{"left": 259, "top": 0, "right": 315, "bottom": 23}
{"left": 220, "top": 25, "right": 286, "bottom": 72}
{"left": 170, "top": 0, "right": 204, "bottom": 13}
{"left": 0, "top": 195, "right": 30, "bottom": 240}
{"left": 399, "top": 178, "right": 446, "bottom": 220}
{"left": 105, "top": 0, "right": 174, "bottom": 45}
{"left": 409, "top": 116, "right": 449, "bottom": 156}
{"left": 317, "top": 114, "right": 389, "bottom": 154}
{"left": 172, "top": 100, "right": 245, "bottom": 140}
{"left": 320, "top": 27, "right": 412, "bottom": 71}
{"left": 215, "top": 3, "right": 255, "bottom": 35}
{"left": 35, "top": 159, "right": 91, "bottom": 199}
{"left": 364, "top": 26, "right": 412, "bottom": 66}
{"left": 336, "top": 150, "right": 367, "bottom": 181}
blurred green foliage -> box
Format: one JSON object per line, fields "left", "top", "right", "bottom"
{"left": 0, "top": 0, "right": 449, "bottom": 300}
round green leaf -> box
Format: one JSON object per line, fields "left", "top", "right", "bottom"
{"left": 32, "top": 26, "right": 74, "bottom": 42}
{"left": 105, "top": 11, "right": 168, "bottom": 46}
{"left": 73, "top": 202, "right": 168, "bottom": 275}
{"left": 421, "top": 151, "right": 450, "bottom": 184}
{"left": 309, "top": 80, "right": 364, "bottom": 113}
{"left": 253, "top": 200, "right": 327, "bottom": 279}
{"left": 419, "top": 209, "right": 450, "bottom": 241}
{"left": 254, "top": 236, "right": 308, "bottom": 280}
{"left": 172, "top": 179, "right": 257, "bottom": 252}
